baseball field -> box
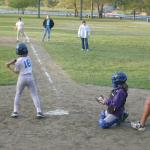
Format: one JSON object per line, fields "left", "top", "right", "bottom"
{"left": 0, "top": 14, "right": 150, "bottom": 150}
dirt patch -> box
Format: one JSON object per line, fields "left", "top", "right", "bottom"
{"left": 0, "top": 36, "right": 17, "bottom": 45}
{"left": 0, "top": 37, "right": 150, "bottom": 150}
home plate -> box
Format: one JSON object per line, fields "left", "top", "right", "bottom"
{"left": 44, "top": 109, "right": 69, "bottom": 116}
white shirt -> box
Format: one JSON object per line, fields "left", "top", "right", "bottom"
{"left": 78, "top": 24, "right": 90, "bottom": 38}
{"left": 15, "top": 56, "right": 32, "bottom": 75}
{"left": 16, "top": 21, "right": 24, "bottom": 30}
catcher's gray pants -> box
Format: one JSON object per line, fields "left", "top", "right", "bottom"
{"left": 98, "top": 110, "right": 119, "bottom": 128}
{"left": 13, "top": 74, "right": 42, "bottom": 113}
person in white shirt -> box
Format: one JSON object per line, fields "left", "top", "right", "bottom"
{"left": 15, "top": 17, "right": 26, "bottom": 42}
{"left": 6, "top": 43, "right": 45, "bottom": 119}
{"left": 78, "top": 20, "right": 90, "bottom": 51}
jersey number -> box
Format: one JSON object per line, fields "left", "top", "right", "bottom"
{"left": 24, "top": 59, "right": 31, "bottom": 68}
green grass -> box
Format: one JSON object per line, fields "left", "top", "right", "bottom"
{"left": 0, "top": 45, "right": 17, "bottom": 85}
{"left": 43, "top": 30, "right": 150, "bottom": 89}
{"left": 0, "top": 14, "right": 150, "bottom": 89}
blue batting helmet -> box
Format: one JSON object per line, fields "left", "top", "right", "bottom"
{"left": 16, "top": 43, "right": 28, "bottom": 55}
{"left": 112, "top": 72, "right": 127, "bottom": 88}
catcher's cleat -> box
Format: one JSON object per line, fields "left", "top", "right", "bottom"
{"left": 11, "top": 112, "right": 19, "bottom": 118}
{"left": 36, "top": 112, "right": 45, "bottom": 119}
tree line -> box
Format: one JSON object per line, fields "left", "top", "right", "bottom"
{"left": 0, "top": 0, "right": 150, "bottom": 17}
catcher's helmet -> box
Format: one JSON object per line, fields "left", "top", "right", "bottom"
{"left": 112, "top": 72, "right": 127, "bottom": 88}
{"left": 16, "top": 43, "right": 28, "bottom": 55}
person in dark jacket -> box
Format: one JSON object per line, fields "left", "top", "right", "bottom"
{"left": 96, "top": 72, "right": 129, "bottom": 129}
{"left": 42, "top": 15, "right": 54, "bottom": 42}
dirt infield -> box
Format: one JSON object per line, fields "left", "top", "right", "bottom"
{"left": 0, "top": 37, "right": 150, "bottom": 150}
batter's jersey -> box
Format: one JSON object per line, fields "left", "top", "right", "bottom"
{"left": 15, "top": 56, "right": 32, "bottom": 75}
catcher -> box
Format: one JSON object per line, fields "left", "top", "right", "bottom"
{"left": 6, "top": 43, "right": 45, "bottom": 119}
{"left": 96, "top": 72, "right": 129, "bottom": 128}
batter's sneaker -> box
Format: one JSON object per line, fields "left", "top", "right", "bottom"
{"left": 131, "top": 121, "right": 145, "bottom": 131}
{"left": 11, "top": 112, "right": 19, "bottom": 118}
{"left": 36, "top": 112, "right": 45, "bottom": 119}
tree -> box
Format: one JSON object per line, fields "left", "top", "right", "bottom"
{"left": 0, "top": 0, "right": 5, "bottom": 5}
{"left": 37, "top": 0, "right": 41, "bottom": 18}
{"left": 81, "top": 0, "right": 115, "bottom": 18}
{"left": 28, "top": 0, "right": 37, "bottom": 7}
{"left": 8, "top": 0, "right": 29, "bottom": 14}
{"left": 80, "top": 0, "right": 83, "bottom": 20}
{"left": 43, "top": 0, "right": 59, "bottom": 7}
{"left": 91, "top": 0, "right": 94, "bottom": 18}
{"left": 57, "top": 0, "right": 80, "bottom": 17}
{"left": 143, "top": 0, "right": 150, "bottom": 15}
{"left": 8, "top": 0, "right": 38, "bottom": 14}
{"left": 121, "top": 0, "right": 144, "bottom": 20}
{"left": 118, "top": 0, "right": 150, "bottom": 19}
{"left": 74, "top": 0, "right": 79, "bottom": 17}
{"left": 94, "top": 0, "right": 111, "bottom": 18}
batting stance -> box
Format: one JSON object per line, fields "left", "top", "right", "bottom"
{"left": 6, "top": 43, "right": 45, "bottom": 119}
{"left": 96, "top": 72, "right": 128, "bottom": 128}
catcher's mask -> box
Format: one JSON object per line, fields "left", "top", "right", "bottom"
{"left": 112, "top": 72, "right": 127, "bottom": 88}
{"left": 16, "top": 43, "right": 28, "bottom": 56}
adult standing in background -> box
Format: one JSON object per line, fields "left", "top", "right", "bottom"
{"left": 15, "top": 17, "right": 26, "bottom": 42}
{"left": 78, "top": 20, "right": 90, "bottom": 51}
{"left": 42, "top": 15, "right": 54, "bottom": 42}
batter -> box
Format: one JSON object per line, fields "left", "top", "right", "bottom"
{"left": 6, "top": 43, "right": 45, "bottom": 119}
